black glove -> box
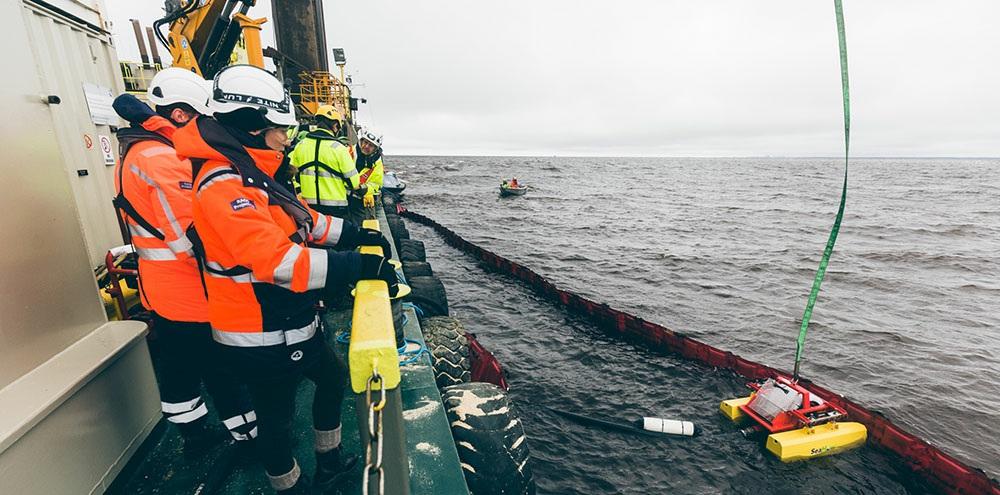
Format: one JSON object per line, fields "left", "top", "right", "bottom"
{"left": 360, "top": 253, "right": 399, "bottom": 297}
{"left": 357, "top": 228, "right": 393, "bottom": 256}
{"left": 113, "top": 94, "right": 155, "bottom": 126}
{"left": 350, "top": 184, "right": 369, "bottom": 199}
{"left": 324, "top": 251, "right": 361, "bottom": 294}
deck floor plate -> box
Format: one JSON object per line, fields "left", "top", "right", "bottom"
{"left": 110, "top": 309, "right": 467, "bottom": 494}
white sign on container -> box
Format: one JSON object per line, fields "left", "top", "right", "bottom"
{"left": 82, "top": 82, "right": 117, "bottom": 125}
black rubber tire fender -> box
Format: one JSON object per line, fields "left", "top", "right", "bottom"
{"left": 398, "top": 239, "right": 426, "bottom": 262}
{"left": 403, "top": 261, "right": 433, "bottom": 279}
{"left": 420, "top": 316, "right": 472, "bottom": 388}
{"left": 441, "top": 382, "right": 535, "bottom": 495}
{"left": 386, "top": 215, "right": 409, "bottom": 245}
{"left": 405, "top": 275, "right": 448, "bottom": 317}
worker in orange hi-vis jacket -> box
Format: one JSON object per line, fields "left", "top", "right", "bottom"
{"left": 174, "top": 65, "right": 398, "bottom": 495}
{"left": 111, "top": 68, "right": 256, "bottom": 457}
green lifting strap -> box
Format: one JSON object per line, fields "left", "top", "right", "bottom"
{"left": 793, "top": 0, "right": 850, "bottom": 381}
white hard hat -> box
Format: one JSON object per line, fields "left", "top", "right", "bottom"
{"left": 358, "top": 127, "right": 383, "bottom": 148}
{"left": 147, "top": 67, "right": 212, "bottom": 115}
{"left": 208, "top": 65, "right": 297, "bottom": 127}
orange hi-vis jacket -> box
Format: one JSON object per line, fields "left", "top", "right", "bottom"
{"left": 174, "top": 117, "right": 359, "bottom": 348}
{"left": 114, "top": 116, "right": 208, "bottom": 322}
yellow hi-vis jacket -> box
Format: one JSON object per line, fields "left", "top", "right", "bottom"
{"left": 349, "top": 145, "right": 384, "bottom": 195}
{"left": 289, "top": 127, "right": 360, "bottom": 208}
{"left": 359, "top": 159, "right": 384, "bottom": 195}
{"left": 361, "top": 158, "right": 383, "bottom": 195}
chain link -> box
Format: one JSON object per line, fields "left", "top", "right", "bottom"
{"left": 362, "top": 368, "right": 386, "bottom": 495}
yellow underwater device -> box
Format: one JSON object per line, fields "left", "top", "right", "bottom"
{"left": 720, "top": 377, "right": 866, "bottom": 462}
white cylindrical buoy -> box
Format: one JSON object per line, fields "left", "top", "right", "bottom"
{"left": 640, "top": 417, "right": 698, "bottom": 436}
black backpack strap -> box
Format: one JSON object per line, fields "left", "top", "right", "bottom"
{"left": 185, "top": 224, "right": 254, "bottom": 298}
{"left": 113, "top": 153, "right": 166, "bottom": 241}
{"left": 112, "top": 194, "right": 166, "bottom": 241}
{"left": 113, "top": 127, "right": 178, "bottom": 243}
{"left": 185, "top": 224, "right": 211, "bottom": 298}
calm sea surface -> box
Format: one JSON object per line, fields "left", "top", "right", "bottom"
{"left": 392, "top": 156, "right": 999, "bottom": 494}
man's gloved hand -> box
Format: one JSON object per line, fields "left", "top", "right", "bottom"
{"left": 360, "top": 253, "right": 399, "bottom": 297}
{"left": 113, "top": 94, "right": 155, "bottom": 126}
{"left": 335, "top": 220, "right": 393, "bottom": 255}
{"left": 357, "top": 228, "right": 393, "bottom": 256}
{"left": 363, "top": 190, "right": 376, "bottom": 208}
{"left": 349, "top": 184, "right": 369, "bottom": 200}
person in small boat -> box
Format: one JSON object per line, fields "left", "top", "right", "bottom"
{"left": 347, "top": 127, "right": 384, "bottom": 222}
{"left": 288, "top": 105, "right": 362, "bottom": 218}
{"left": 176, "top": 65, "right": 397, "bottom": 494}
{"left": 111, "top": 69, "right": 257, "bottom": 456}
{"left": 509, "top": 177, "right": 520, "bottom": 188}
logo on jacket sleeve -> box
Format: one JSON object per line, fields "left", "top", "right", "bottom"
{"left": 230, "top": 197, "right": 256, "bottom": 211}
{"left": 179, "top": 181, "right": 193, "bottom": 190}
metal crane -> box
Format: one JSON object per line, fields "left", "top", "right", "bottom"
{"left": 153, "top": 0, "right": 267, "bottom": 78}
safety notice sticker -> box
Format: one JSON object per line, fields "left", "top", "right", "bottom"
{"left": 98, "top": 135, "right": 115, "bottom": 166}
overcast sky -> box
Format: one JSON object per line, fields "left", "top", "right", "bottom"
{"left": 108, "top": 0, "right": 999, "bottom": 157}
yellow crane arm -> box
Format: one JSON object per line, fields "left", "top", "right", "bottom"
{"left": 153, "top": 0, "right": 266, "bottom": 78}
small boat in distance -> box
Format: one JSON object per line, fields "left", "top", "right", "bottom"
{"left": 383, "top": 171, "right": 407, "bottom": 196}
{"left": 500, "top": 177, "right": 527, "bottom": 197}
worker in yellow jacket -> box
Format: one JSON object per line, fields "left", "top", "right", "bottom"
{"left": 288, "top": 105, "right": 361, "bottom": 217}
{"left": 347, "top": 127, "right": 384, "bottom": 221}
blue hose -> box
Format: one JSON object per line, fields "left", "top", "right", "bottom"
{"left": 398, "top": 338, "right": 429, "bottom": 366}
{"left": 402, "top": 302, "right": 425, "bottom": 318}
{"left": 332, "top": 321, "right": 429, "bottom": 366}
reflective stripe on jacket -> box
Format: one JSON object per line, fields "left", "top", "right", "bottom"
{"left": 114, "top": 116, "right": 208, "bottom": 322}
{"left": 358, "top": 157, "right": 383, "bottom": 195}
{"left": 288, "top": 128, "right": 360, "bottom": 208}
{"left": 175, "top": 117, "right": 353, "bottom": 347}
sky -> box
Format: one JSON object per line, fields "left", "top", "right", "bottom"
{"left": 107, "top": 0, "right": 999, "bottom": 157}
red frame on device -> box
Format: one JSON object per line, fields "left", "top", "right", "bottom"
{"left": 739, "top": 376, "right": 848, "bottom": 433}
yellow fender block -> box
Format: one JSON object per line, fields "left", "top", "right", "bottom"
{"left": 348, "top": 280, "right": 401, "bottom": 393}
{"left": 719, "top": 396, "right": 753, "bottom": 422}
{"left": 766, "top": 422, "right": 867, "bottom": 462}
{"left": 347, "top": 218, "right": 402, "bottom": 393}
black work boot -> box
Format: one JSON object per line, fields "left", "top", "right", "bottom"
{"left": 276, "top": 474, "right": 311, "bottom": 494}
{"left": 178, "top": 419, "right": 224, "bottom": 459}
{"left": 271, "top": 460, "right": 311, "bottom": 494}
{"left": 313, "top": 448, "right": 359, "bottom": 493}
{"left": 233, "top": 437, "right": 258, "bottom": 465}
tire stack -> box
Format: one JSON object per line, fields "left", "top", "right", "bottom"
{"left": 384, "top": 195, "right": 535, "bottom": 495}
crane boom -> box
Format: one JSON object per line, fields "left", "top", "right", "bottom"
{"left": 153, "top": 0, "right": 265, "bottom": 78}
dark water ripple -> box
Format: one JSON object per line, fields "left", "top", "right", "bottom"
{"left": 394, "top": 156, "right": 1000, "bottom": 492}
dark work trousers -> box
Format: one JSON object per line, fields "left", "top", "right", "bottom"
{"left": 218, "top": 333, "right": 349, "bottom": 478}
{"left": 310, "top": 204, "right": 349, "bottom": 220}
{"left": 346, "top": 195, "right": 376, "bottom": 225}
{"left": 149, "top": 314, "right": 256, "bottom": 441}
